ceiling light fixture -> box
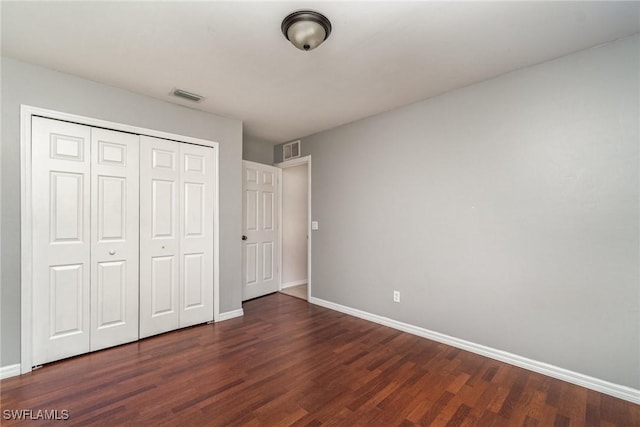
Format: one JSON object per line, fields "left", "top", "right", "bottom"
{"left": 281, "top": 10, "right": 332, "bottom": 51}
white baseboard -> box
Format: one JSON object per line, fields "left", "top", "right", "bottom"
{"left": 281, "top": 280, "right": 307, "bottom": 289}
{"left": 217, "top": 308, "right": 244, "bottom": 322}
{"left": 309, "top": 297, "right": 640, "bottom": 405}
{"left": 0, "top": 364, "right": 21, "bottom": 380}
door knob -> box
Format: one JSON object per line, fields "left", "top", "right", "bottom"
{"left": 109, "top": 250, "right": 116, "bottom": 255}
{"left": 242, "top": 235, "right": 247, "bottom": 241}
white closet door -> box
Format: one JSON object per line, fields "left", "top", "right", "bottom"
{"left": 32, "top": 117, "right": 91, "bottom": 365}
{"left": 179, "top": 143, "right": 214, "bottom": 327}
{"left": 139, "top": 136, "right": 180, "bottom": 338}
{"left": 90, "top": 128, "right": 140, "bottom": 351}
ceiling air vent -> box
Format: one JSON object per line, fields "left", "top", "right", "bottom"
{"left": 283, "top": 140, "right": 301, "bottom": 161}
{"left": 171, "top": 88, "right": 204, "bottom": 103}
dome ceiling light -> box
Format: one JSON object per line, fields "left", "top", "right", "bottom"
{"left": 281, "top": 10, "right": 332, "bottom": 51}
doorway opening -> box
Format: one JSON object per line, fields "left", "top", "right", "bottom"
{"left": 277, "top": 156, "right": 311, "bottom": 301}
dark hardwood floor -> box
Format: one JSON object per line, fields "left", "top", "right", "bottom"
{"left": 1, "top": 293, "right": 638, "bottom": 426}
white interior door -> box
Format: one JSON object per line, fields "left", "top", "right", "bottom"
{"left": 179, "top": 143, "right": 214, "bottom": 327}
{"left": 242, "top": 161, "right": 280, "bottom": 300}
{"left": 90, "top": 128, "right": 140, "bottom": 351}
{"left": 139, "top": 136, "right": 180, "bottom": 338}
{"left": 32, "top": 117, "right": 92, "bottom": 365}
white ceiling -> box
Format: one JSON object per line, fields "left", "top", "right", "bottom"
{"left": 2, "top": 1, "right": 638, "bottom": 144}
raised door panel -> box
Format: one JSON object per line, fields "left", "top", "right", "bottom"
{"left": 32, "top": 117, "right": 91, "bottom": 366}
{"left": 183, "top": 253, "right": 204, "bottom": 309}
{"left": 50, "top": 172, "right": 85, "bottom": 242}
{"left": 139, "top": 136, "right": 180, "bottom": 338}
{"left": 184, "top": 183, "right": 204, "bottom": 237}
{"left": 152, "top": 180, "right": 176, "bottom": 238}
{"left": 262, "top": 242, "right": 274, "bottom": 281}
{"left": 151, "top": 255, "right": 177, "bottom": 315}
{"left": 50, "top": 133, "right": 85, "bottom": 161}
{"left": 262, "top": 171, "right": 275, "bottom": 187}
{"left": 246, "top": 189, "right": 259, "bottom": 231}
{"left": 179, "top": 144, "right": 214, "bottom": 327}
{"left": 97, "top": 176, "right": 125, "bottom": 241}
{"left": 49, "top": 264, "right": 85, "bottom": 338}
{"left": 96, "top": 261, "right": 126, "bottom": 327}
{"left": 262, "top": 191, "right": 274, "bottom": 231}
{"left": 245, "top": 243, "right": 258, "bottom": 285}
{"left": 90, "top": 128, "right": 139, "bottom": 351}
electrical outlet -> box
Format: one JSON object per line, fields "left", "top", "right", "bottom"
{"left": 393, "top": 290, "right": 400, "bottom": 303}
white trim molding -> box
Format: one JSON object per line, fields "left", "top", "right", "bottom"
{"left": 1, "top": 364, "right": 21, "bottom": 380}
{"left": 281, "top": 280, "right": 307, "bottom": 289}
{"left": 217, "top": 309, "right": 244, "bottom": 322}
{"left": 309, "top": 297, "right": 640, "bottom": 405}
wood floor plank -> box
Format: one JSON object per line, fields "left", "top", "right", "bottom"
{"left": 1, "top": 293, "right": 638, "bottom": 426}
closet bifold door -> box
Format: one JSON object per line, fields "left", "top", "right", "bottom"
{"left": 179, "top": 143, "right": 214, "bottom": 328}
{"left": 32, "top": 118, "right": 141, "bottom": 365}
{"left": 139, "top": 136, "right": 181, "bottom": 338}
{"left": 32, "top": 117, "right": 92, "bottom": 366}
{"left": 139, "top": 136, "right": 214, "bottom": 338}
{"left": 89, "top": 128, "right": 140, "bottom": 351}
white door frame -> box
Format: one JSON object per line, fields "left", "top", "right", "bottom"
{"left": 20, "top": 105, "right": 221, "bottom": 374}
{"left": 275, "top": 155, "right": 312, "bottom": 299}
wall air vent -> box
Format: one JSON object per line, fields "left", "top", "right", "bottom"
{"left": 283, "top": 140, "right": 301, "bottom": 161}
{"left": 171, "top": 88, "right": 204, "bottom": 103}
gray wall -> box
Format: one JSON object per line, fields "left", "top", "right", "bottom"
{"left": 277, "top": 35, "right": 639, "bottom": 388}
{"left": 1, "top": 57, "right": 244, "bottom": 367}
{"left": 243, "top": 134, "right": 274, "bottom": 165}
